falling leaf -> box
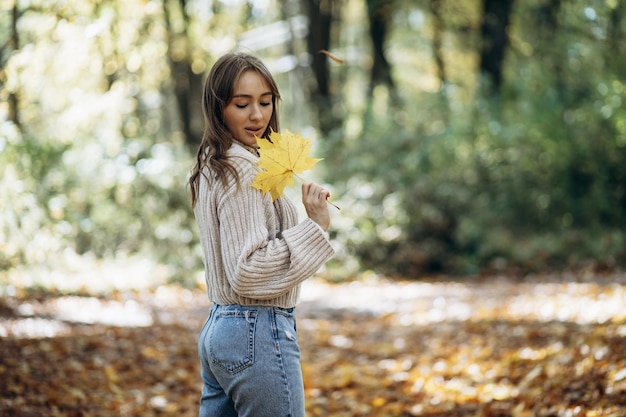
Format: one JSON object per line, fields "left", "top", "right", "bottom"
{"left": 319, "top": 49, "right": 344, "bottom": 64}
{"left": 251, "top": 130, "right": 321, "bottom": 200}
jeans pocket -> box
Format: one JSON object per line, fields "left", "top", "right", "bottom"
{"left": 209, "top": 309, "right": 257, "bottom": 375}
{"left": 274, "top": 308, "right": 298, "bottom": 343}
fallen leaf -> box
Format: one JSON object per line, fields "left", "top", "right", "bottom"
{"left": 104, "top": 365, "right": 119, "bottom": 384}
{"left": 2, "top": 273, "right": 625, "bottom": 416}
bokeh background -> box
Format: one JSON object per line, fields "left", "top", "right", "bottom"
{"left": 2, "top": 3, "right": 626, "bottom": 416}
{"left": 2, "top": 0, "right": 625, "bottom": 287}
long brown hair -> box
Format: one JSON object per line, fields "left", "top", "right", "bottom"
{"left": 189, "top": 53, "right": 281, "bottom": 207}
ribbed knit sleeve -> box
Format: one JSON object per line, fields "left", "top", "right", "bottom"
{"left": 194, "top": 142, "right": 334, "bottom": 308}
{"left": 218, "top": 182, "right": 333, "bottom": 300}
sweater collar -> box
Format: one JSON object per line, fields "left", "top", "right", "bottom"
{"left": 233, "top": 140, "right": 260, "bottom": 157}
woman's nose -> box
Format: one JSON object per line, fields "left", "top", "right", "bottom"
{"left": 250, "top": 104, "right": 262, "bottom": 120}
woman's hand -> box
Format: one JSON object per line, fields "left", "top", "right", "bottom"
{"left": 302, "top": 181, "right": 331, "bottom": 231}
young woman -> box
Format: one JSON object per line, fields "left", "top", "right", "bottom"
{"left": 189, "top": 52, "right": 334, "bottom": 417}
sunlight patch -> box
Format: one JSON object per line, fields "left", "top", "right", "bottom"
{"left": 0, "top": 317, "right": 71, "bottom": 338}
{"left": 47, "top": 296, "right": 153, "bottom": 327}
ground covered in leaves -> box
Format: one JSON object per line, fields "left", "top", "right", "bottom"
{"left": 1, "top": 271, "right": 626, "bottom": 417}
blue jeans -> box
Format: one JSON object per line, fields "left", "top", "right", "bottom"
{"left": 198, "top": 304, "right": 305, "bottom": 417}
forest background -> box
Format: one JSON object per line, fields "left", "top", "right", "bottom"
{"left": 2, "top": 1, "right": 626, "bottom": 416}
{"left": 1, "top": 0, "right": 626, "bottom": 286}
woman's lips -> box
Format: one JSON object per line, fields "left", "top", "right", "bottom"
{"left": 246, "top": 127, "right": 264, "bottom": 136}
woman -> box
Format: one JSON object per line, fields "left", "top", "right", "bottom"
{"left": 189, "top": 52, "right": 334, "bottom": 417}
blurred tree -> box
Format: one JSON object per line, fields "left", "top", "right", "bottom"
{"left": 2, "top": 1, "right": 20, "bottom": 127}
{"left": 534, "top": 0, "right": 563, "bottom": 95}
{"left": 479, "top": 0, "right": 515, "bottom": 95}
{"left": 302, "top": 0, "right": 334, "bottom": 100}
{"left": 301, "top": 0, "right": 344, "bottom": 135}
{"left": 608, "top": 1, "right": 625, "bottom": 56}
{"left": 162, "top": 0, "right": 204, "bottom": 151}
{"left": 429, "top": 0, "right": 447, "bottom": 87}
{"left": 366, "top": 0, "right": 396, "bottom": 100}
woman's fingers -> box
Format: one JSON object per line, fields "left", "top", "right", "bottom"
{"left": 303, "top": 181, "right": 330, "bottom": 201}
{"left": 302, "top": 182, "right": 331, "bottom": 231}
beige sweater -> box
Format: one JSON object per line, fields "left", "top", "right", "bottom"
{"left": 194, "top": 142, "right": 335, "bottom": 308}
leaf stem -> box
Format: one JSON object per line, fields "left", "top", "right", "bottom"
{"left": 327, "top": 199, "right": 341, "bottom": 211}
{"left": 294, "top": 172, "right": 341, "bottom": 211}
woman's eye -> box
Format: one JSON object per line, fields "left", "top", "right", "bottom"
{"left": 233, "top": 101, "right": 271, "bottom": 109}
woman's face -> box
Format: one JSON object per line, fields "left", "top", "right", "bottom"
{"left": 223, "top": 70, "right": 274, "bottom": 147}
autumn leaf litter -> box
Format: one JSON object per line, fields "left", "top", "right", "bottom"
{"left": 1, "top": 271, "right": 626, "bottom": 416}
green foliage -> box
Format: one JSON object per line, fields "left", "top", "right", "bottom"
{"left": 0, "top": 119, "right": 198, "bottom": 282}
{"left": 319, "top": 0, "right": 626, "bottom": 277}
{"left": 324, "top": 80, "right": 626, "bottom": 276}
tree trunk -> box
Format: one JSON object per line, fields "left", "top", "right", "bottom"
{"left": 163, "top": 0, "right": 203, "bottom": 150}
{"left": 478, "top": 0, "right": 515, "bottom": 95}
{"left": 366, "top": 0, "right": 395, "bottom": 98}
{"left": 608, "top": 1, "right": 626, "bottom": 70}
{"left": 302, "top": 0, "right": 333, "bottom": 99}
{"left": 6, "top": 2, "right": 20, "bottom": 128}
{"left": 429, "top": 0, "right": 447, "bottom": 88}
{"left": 535, "top": 0, "right": 563, "bottom": 96}
{"left": 607, "top": 2, "right": 626, "bottom": 215}
{"left": 302, "top": 0, "right": 343, "bottom": 137}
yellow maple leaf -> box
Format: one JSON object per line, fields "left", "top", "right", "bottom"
{"left": 251, "top": 130, "right": 321, "bottom": 200}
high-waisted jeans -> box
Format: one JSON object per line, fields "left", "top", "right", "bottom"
{"left": 197, "top": 304, "right": 305, "bottom": 417}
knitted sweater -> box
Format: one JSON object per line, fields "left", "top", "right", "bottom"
{"left": 194, "top": 142, "right": 335, "bottom": 308}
